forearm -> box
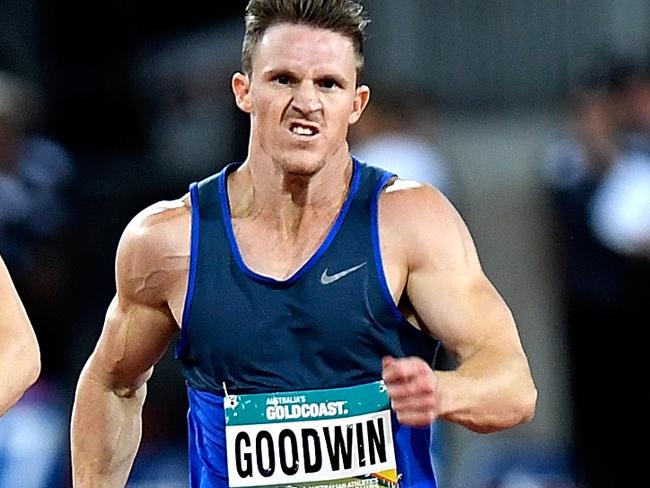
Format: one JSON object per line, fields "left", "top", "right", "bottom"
{"left": 71, "top": 365, "right": 147, "bottom": 487}
{"left": 0, "top": 334, "right": 40, "bottom": 416}
{"left": 437, "top": 347, "right": 537, "bottom": 433}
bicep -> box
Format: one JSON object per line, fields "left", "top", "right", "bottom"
{"left": 407, "top": 267, "right": 522, "bottom": 362}
{"left": 402, "top": 195, "right": 524, "bottom": 362}
{"left": 88, "top": 295, "right": 178, "bottom": 393}
{"left": 84, "top": 201, "right": 188, "bottom": 392}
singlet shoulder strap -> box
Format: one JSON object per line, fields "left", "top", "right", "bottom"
{"left": 195, "top": 171, "right": 223, "bottom": 221}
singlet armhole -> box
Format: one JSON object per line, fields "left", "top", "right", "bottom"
{"left": 176, "top": 182, "right": 200, "bottom": 358}
{"left": 370, "top": 174, "right": 410, "bottom": 324}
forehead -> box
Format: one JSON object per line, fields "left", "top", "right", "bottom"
{"left": 252, "top": 23, "right": 357, "bottom": 76}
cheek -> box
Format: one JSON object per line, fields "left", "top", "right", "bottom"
{"left": 252, "top": 100, "right": 282, "bottom": 134}
{"left": 253, "top": 98, "right": 272, "bottom": 120}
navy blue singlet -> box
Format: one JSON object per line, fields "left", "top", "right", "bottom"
{"left": 176, "top": 159, "right": 440, "bottom": 487}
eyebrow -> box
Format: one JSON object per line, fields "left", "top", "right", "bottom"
{"left": 263, "top": 68, "right": 296, "bottom": 79}
{"left": 263, "top": 68, "right": 349, "bottom": 86}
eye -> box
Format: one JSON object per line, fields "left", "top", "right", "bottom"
{"left": 273, "top": 74, "right": 295, "bottom": 85}
{"left": 318, "top": 78, "right": 340, "bottom": 89}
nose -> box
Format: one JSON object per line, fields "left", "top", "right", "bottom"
{"left": 290, "top": 82, "right": 322, "bottom": 116}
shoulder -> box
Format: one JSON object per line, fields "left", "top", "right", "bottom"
{"left": 116, "top": 196, "right": 191, "bottom": 304}
{"left": 378, "top": 179, "right": 479, "bottom": 270}
{"left": 118, "top": 196, "right": 191, "bottom": 262}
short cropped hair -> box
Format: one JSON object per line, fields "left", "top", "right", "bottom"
{"left": 242, "top": 0, "right": 369, "bottom": 80}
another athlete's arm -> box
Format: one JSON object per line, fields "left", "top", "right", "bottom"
{"left": 0, "top": 256, "right": 40, "bottom": 416}
{"left": 71, "top": 202, "right": 188, "bottom": 487}
{"left": 381, "top": 183, "right": 537, "bottom": 432}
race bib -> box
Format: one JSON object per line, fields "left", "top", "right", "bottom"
{"left": 224, "top": 380, "right": 399, "bottom": 487}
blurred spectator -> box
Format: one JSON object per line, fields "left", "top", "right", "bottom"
{"left": 0, "top": 70, "right": 76, "bottom": 375}
{"left": 0, "top": 72, "right": 74, "bottom": 267}
{"left": 590, "top": 59, "right": 650, "bottom": 257}
{"left": 0, "top": 70, "right": 73, "bottom": 487}
{"left": 350, "top": 83, "right": 455, "bottom": 198}
{"left": 590, "top": 150, "right": 650, "bottom": 256}
{"left": 132, "top": 24, "right": 246, "bottom": 189}
{"left": 542, "top": 56, "right": 650, "bottom": 488}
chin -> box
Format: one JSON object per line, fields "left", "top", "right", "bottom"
{"left": 274, "top": 154, "right": 326, "bottom": 177}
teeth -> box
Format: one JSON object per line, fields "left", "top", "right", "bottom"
{"left": 292, "top": 125, "right": 315, "bottom": 136}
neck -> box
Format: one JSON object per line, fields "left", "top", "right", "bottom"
{"left": 228, "top": 154, "right": 354, "bottom": 240}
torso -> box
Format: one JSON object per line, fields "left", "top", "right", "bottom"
{"left": 166, "top": 162, "right": 439, "bottom": 486}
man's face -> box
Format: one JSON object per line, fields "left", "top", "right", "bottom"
{"left": 233, "top": 23, "right": 369, "bottom": 176}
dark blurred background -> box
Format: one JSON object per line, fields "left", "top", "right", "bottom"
{"left": 1, "top": 1, "right": 649, "bottom": 487}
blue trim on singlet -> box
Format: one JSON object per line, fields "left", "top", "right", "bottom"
{"left": 370, "top": 172, "right": 408, "bottom": 323}
{"left": 176, "top": 183, "right": 201, "bottom": 358}
{"left": 186, "top": 388, "right": 229, "bottom": 488}
{"left": 217, "top": 159, "right": 362, "bottom": 286}
{"left": 370, "top": 175, "right": 443, "bottom": 359}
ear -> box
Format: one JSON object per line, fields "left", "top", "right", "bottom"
{"left": 232, "top": 71, "right": 253, "bottom": 113}
{"left": 348, "top": 84, "right": 371, "bottom": 125}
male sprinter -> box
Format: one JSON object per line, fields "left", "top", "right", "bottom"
{"left": 71, "top": 1, "right": 537, "bottom": 486}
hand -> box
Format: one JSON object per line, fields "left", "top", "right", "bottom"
{"left": 382, "top": 356, "right": 440, "bottom": 427}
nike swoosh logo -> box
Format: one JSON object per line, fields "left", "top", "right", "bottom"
{"left": 320, "top": 262, "right": 367, "bottom": 285}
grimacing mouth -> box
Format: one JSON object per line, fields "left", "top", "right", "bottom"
{"left": 288, "top": 121, "right": 320, "bottom": 136}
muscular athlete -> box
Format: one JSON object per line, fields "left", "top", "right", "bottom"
{"left": 71, "top": 1, "right": 537, "bottom": 486}
{"left": 0, "top": 255, "right": 41, "bottom": 416}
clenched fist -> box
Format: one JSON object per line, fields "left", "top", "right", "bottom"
{"left": 382, "top": 356, "right": 441, "bottom": 427}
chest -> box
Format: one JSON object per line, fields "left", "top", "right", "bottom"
{"left": 234, "top": 221, "right": 328, "bottom": 280}
{"left": 168, "top": 213, "right": 406, "bottom": 329}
